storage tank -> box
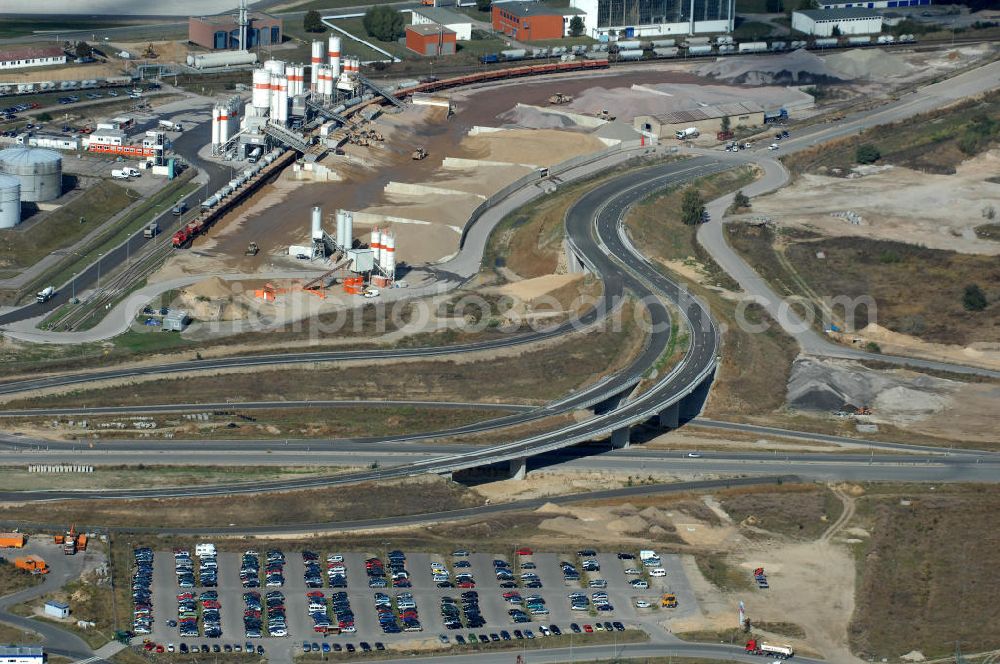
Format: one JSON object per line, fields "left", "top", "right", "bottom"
{"left": 0, "top": 174, "right": 20, "bottom": 229}
{"left": 344, "top": 211, "right": 353, "bottom": 250}
{"left": 617, "top": 49, "right": 644, "bottom": 60}
{"left": 370, "top": 227, "right": 381, "bottom": 264}
{"left": 252, "top": 69, "right": 271, "bottom": 111}
{"left": 381, "top": 231, "right": 394, "bottom": 275}
{"left": 614, "top": 40, "right": 641, "bottom": 50}
{"left": 501, "top": 49, "right": 526, "bottom": 60}
{"left": 0, "top": 147, "right": 62, "bottom": 202}
{"left": 311, "top": 40, "right": 324, "bottom": 90}
{"left": 653, "top": 47, "right": 679, "bottom": 58}
{"left": 263, "top": 59, "right": 286, "bottom": 75}
{"left": 738, "top": 41, "right": 768, "bottom": 53}
{"left": 191, "top": 50, "right": 257, "bottom": 69}
{"left": 687, "top": 44, "right": 713, "bottom": 56}
{"left": 813, "top": 37, "right": 839, "bottom": 48}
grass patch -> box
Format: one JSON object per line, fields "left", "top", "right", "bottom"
{"left": 783, "top": 89, "right": 1000, "bottom": 176}
{"left": 695, "top": 554, "right": 755, "bottom": 593}
{"left": 753, "top": 621, "right": 807, "bottom": 639}
{"left": 726, "top": 224, "right": 1000, "bottom": 345}
{"left": 0, "top": 621, "right": 42, "bottom": 643}
{"left": 0, "top": 475, "right": 485, "bottom": 529}
{"left": 675, "top": 627, "right": 747, "bottom": 644}
{"left": 732, "top": 21, "right": 774, "bottom": 39}
{"left": 627, "top": 166, "right": 757, "bottom": 289}
{"left": 0, "top": 180, "right": 136, "bottom": 273}
{"left": 849, "top": 484, "right": 1000, "bottom": 660}
{"left": 974, "top": 222, "right": 1000, "bottom": 241}
{"left": 0, "top": 20, "right": 126, "bottom": 38}
{"left": 0, "top": 558, "right": 43, "bottom": 596}
{"left": 13, "top": 406, "right": 516, "bottom": 442}
{"left": 8, "top": 314, "right": 642, "bottom": 408}
{"left": 718, "top": 483, "right": 843, "bottom": 540}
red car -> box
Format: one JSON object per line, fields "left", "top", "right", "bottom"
{"left": 515, "top": 547, "right": 533, "bottom": 556}
{"left": 583, "top": 624, "right": 593, "bottom": 633}
{"left": 307, "top": 591, "right": 325, "bottom": 598}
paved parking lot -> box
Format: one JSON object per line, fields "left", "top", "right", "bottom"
{"left": 146, "top": 545, "right": 698, "bottom": 659}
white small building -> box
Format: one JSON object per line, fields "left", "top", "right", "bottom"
{"left": 792, "top": 7, "right": 883, "bottom": 35}
{"left": 0, "top": 46, "right": 67, "bottom": 71}
{"left": 86, "top": 128, "right": 127, "bottom": 148}
{"left": 410, "top": 7, "right": 473, "bottom": 41}
{"left": 0, "top": 647, "right": 44, "bottom": 664}
{"left": 43, "top": 601, "right": 70, "bottom": 619}
{"left": 28, "top": 134, "right": 82, "bottom": 151}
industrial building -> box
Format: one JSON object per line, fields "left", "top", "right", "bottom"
{"left": 410, "top": 7, "right": 473, "bottom": 41}
{"left": 0, "top": 147, "right": 62, "bottom": 203}
{"left": 818, "top": 0, "right": 929, "bottom": 8}
{"left": 0, "top": 46, "right": 67, "bottom": 71}
{"left": 0, "top": 647, "right": 43, "bottom": 664}
{"left": 573, "top": 0, "right": 735, "bottom": 38}
{"left": 492, "top": 2, "right": 587, "bottom": 41}
{"left": 188, "top": 12, "right": 283, "bottom": 50}
{"left": 634, "top": 101, "right": 765, "bottom": 139}
{"left": 406, "top": 25, "right": 458, "bottom": 56}
{"left": 163, "top": 309, "right": 190, "bottom": 332}
{"left": 792, "top": 7, "right": 883, "bottom": 35}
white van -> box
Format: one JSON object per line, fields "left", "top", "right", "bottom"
{"left": 195, "top": 543, "right": 216, "bottom": 557}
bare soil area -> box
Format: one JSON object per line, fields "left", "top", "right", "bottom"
{"left": 750, "top": 150, "right": 1000, "bottom": 256}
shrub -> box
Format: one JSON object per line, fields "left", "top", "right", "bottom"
{"left": 963, "top": 284, "right": 988, "bottom": 312}
{"left": 855, "top": 144, "right": 881, "bottom": 164}
{"left": 363, "top": 5, "right": 404, "bottom": 42}
{"left": 303, "top": 10, "right": 325, "bottom": 32}
{"left": 681, "top": 188, "right": 705, "bottom": 225}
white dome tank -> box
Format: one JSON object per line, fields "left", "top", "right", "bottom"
{"left": 0, "top": 147, "right": 62, "bottom": 202}
{"left": 0, "top": 174, "right": 20, "bottom": 229}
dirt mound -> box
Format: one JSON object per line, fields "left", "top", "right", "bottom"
{"left": 497, "top": 105, "right": 585, "bottom": 130}
{"left": 697, "top": 49, "right": 846, "bottom": 85}
{"left": 607, "top": 515, "right": 650, "bottom": 534}
{"left": 496, "top": 274, "right": 583, "bottom": 303}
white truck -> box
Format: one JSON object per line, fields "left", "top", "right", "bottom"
{"left": 247, "top": 146, "right": 262, "bottom": 163}
{"left": 674, "top": 127, "right": 699, "bottom": 140}
{"left": 158, "top": 119, "right": 182, "bottom": 132}
{"left": 112, "top": 167, "right": 141, "bottom": 179}
{"left": 143, "top": 221, "right": 159, "bottom": 238}
{"left": 36, "top": 286, "right": 55, "bottom": 303}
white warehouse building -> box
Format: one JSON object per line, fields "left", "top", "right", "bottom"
{"left": 818, "top": 0, "right": 931, "bottom": 8}
{"left": 574, "top": 0, "right": 734, "bottom": 39}
{"left": 792, "top": 7, "right": 883, "bottom": 35}
{"left": 410, "top": 7, "right": 473, "bottom": 41}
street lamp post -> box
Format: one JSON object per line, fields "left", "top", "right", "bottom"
{"left": 71, "top": 273, "right": 76, "bottom": 300}
{"left": 97, "top": 254, "right": 103, "bottom": 290}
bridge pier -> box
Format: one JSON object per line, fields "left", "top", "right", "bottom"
{"left": 680, "top": 379, "right": 712, "bottom": 422}
{"left": 450, "top": 456, "right": 527, "bottom": 484}
{"left": 508, "top": 456, "right": 527, "bottom": 481}
{"left": 610, "top": 427, "right": 631, "bottom": 450}
{"left": 658, "top": 403, "right": 680, "bottom": 430}
{"left": 563, "top": 239, "right": 588, "bottom": 275}
{"left": 592, "top": 388, "right": 631, "bottom": 416}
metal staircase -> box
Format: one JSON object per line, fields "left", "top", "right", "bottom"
{"left": 305, "top": 98, "right": 349, "bottom": 125}
{"left": 263, "top": 122, "right": 310, "bottom": 153}
{"left": 358, "top": 74, "right": 404, "bottom": 109}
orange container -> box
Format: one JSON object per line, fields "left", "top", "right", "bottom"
{"left": 0, "top": 533, "right": 25, "bottom": 548}
{"left": 53, "top": 535, "right": 64, "bottom": 544}
{"left": 77, "top": 534, "right": 88, "bottom": 551}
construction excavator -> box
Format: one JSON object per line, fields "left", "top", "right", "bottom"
{"left": 245, "top": 241, "right": 259, "bottom": 256}
{"left": 411, "top": 147, "right": 428, "bottom": 160}
{"left": 548, "top": 93, "right": 573, "bottom": 105}
{"left": 142, "top": 43, "right": 158, "bottom": 59}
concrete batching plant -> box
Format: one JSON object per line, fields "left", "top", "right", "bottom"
{"left": 0, "top": 147, "right": 62, "bottom": 203}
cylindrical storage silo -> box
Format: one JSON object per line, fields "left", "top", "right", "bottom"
{"left": 328, "top": 35, "right": 342, "bottom": 78}
{"left": 263, "top": 59, "right": 285, "bottom": 76}
{"left": 382, "top": 232, "right": 395, "bottom": 276}
{"left": 370, "top": 227, "right": 381, "bottom": 265}
{"left": 0, "top": 174, "right": 20, "bottom": 229}
{"left": 311, "top": 206, "right": 323, "bottom": 240}
{"left": 252, "top": 69, "right": 271, "bottom": 111}
{"left": 0, "top": 147, "right": 62, "bottom": 203}
{"left": 336, "top": 210, "right": 346, "bottom": 249}
{"left": 311, "top": 41, "right": 324, "bottom": 90}
{"left": 211, "top": 107, "right": 221, "bottom": 145}
{"left": 276, "top": 75, "right": 288, "bottom": 123}
{"left": 218, "top": 108, "right": 230, "bottom": 145}
{"left": 344, "top": 211, "right": 353, "bottom": 250}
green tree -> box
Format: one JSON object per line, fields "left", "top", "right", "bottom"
{"left": 963, "top": 284, "right": 988, "bottom": 311}
{"left": 681, "top": 187, "right": 705, "bottom": 225}
{"left": 765, "top": 0, "right": 783, "bottom": 11}
{"left": 797, "top": 0, "right": 818, "bottom": 9}
{"left": 733, "top": 190, "right": 750, "bottom": 210}
{"left": 476, "top": 0, "right": 491, "bottom": 11}
{"left": 75, "top": 41, "right": 92, "bottom": 58}
{"left": 831, "top": 25, "right": 842, "bottom": 36}
{"left": 363, "top": 5, "right": 404, "bottom": 42}
{"left": 303, "top": 10, "right": 325, "bottom": 33}
{"left": 569, "top": 15, "right": 585, "bottom": 36}
{"left": 720, "top": 115, "right": 731, "bottom": 134}
{"left": 855, "top": 143, "right": 881, "bottom": 164}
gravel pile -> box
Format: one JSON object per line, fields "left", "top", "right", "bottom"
{"left": 824, "top": 48, "right": 914, "bottom": 79}
{"left": 497, "top": 104, "right": 584, "bottom": 130}
{"left": 697, "top": 49, "right": 846, "bottom": 85}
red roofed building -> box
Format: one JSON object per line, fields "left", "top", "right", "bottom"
{"left": 0, "top": 46, "right": 67, "bottom": 71}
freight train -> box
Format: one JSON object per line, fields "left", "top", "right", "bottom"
{"left": 0, "top": 76, "right": 135, "bottom": 98}
{"left": 399, "top": 58, "right": 611, "bottom": 96}
{"left": 477, "top": 33, "right": 916, "bottom": 65}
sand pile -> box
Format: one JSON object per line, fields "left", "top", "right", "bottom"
{"left": 697, "top": 49, "right": 846, "bottom": 85}
{"left": 496, "top": 274, "right": 583, "bottom": 303}
{"left": 825, "top": 48, "right": 913, "bottom": 79}
{"left": 178, "top": 277, "right": 258, "bottom": 322}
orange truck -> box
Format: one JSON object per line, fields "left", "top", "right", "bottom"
{"left": 0, "top": 533, "right": 26, "bottom": 548}
{"left": 14, "top": 555, "right": 49, "bottom": 574}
